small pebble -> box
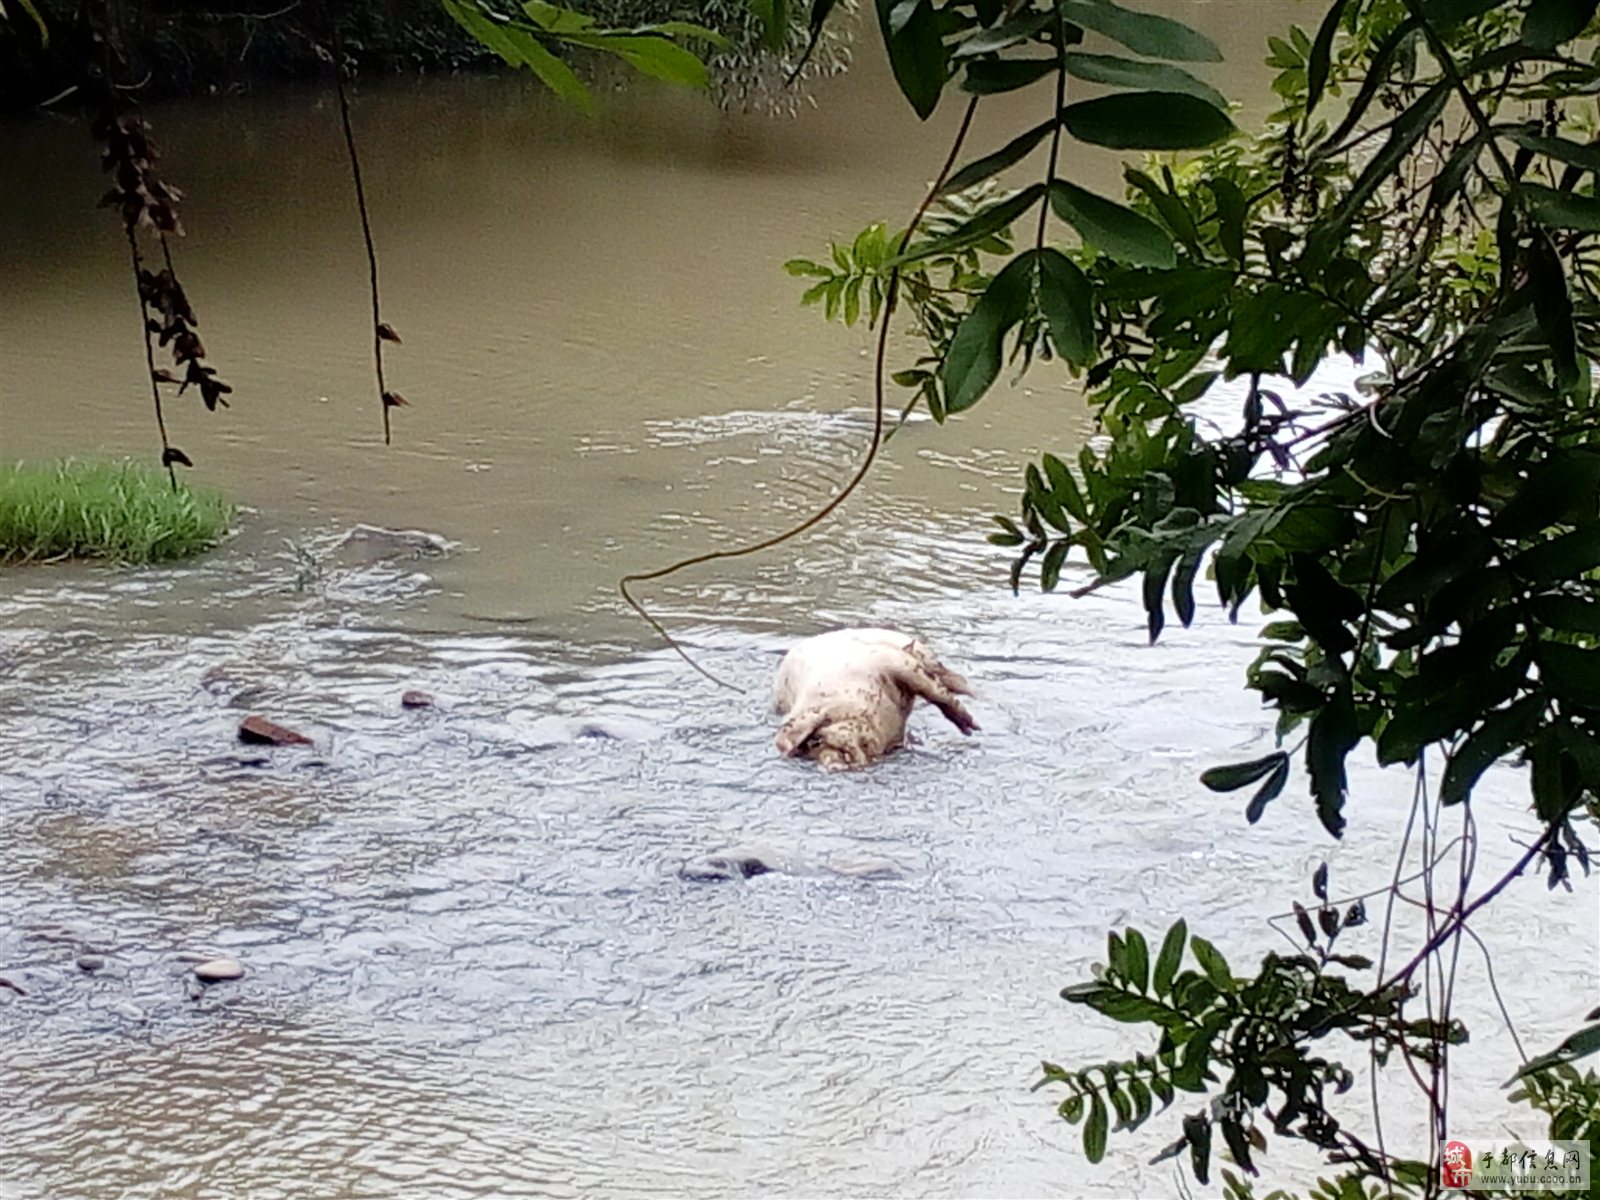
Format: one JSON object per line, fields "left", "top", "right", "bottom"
{"left": 174, "top": 951, "right": 217, "bottom": 963}
{"left": 75, "top": 954, "right": 107, "bottom": 973}
{"left": 401, "top": 689, "right": 435, "bottom": 709}
{"left": 193, "top": 958, "right": 245, "bottom": 983}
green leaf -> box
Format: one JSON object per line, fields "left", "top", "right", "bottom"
{"left": 1125, "top": 928, "right": 1150, "bottom": 993}
{"left": 584, "top": 34, "right": 710, "bottom": 88}
{"left": 1040, "top": 539, "right": 1071, "bottom": 590}
{"left": 963, "top": 57, "right": 1058, "bottom": 94}
{"left": 1171, "top": 545, "right": 1203, "bottom": 628}
{"left": 519, "top": 2, "right": 593, "bottom": 33}
{"left": 1538, "top": 642, "right": 1600, "bottom": 711}
{"left": 1430, "top": 127, "right": 1492, "bottom": 208}
{"left": 1530, "top": 594, "right": 1600, "bottom": 635}
{"left": 1062, "top": 51, "right": 1227, "bottom": 110}
{"left": 1049, "top": 180, "right": 1176, "bottom": 267}
{"left": 1057, "top": 0, "right": 1223, "bottom": 62}
{"left": 1189, "top": 936, "right": 1233, "bottom": 991}
{"left": 1035, "top": 249, "right": 1096, "bottom": 366}
{"left": 941, "top": 252, "right": 1034, "bottom": 413}
{"left": 442, "top": 1, "right": 594, "bottom": 112}
{"left": 1107, "top": 930, "right": 1128, "bottom": 979}
{"left": 1220, "top": 1119, "right": 1254, "bottom": 1179}
{"left": 1144, "top": 554, "right": 1175, "bottom": 642}
{"left": 1306, "top": 0, "right": 1349, "bottom": 113}
{"left": 1307, "top": 82, "right": 1449, "bottom": 266}
{"left": 1153, "top": 920, "right": 1187, "bottom": 999}
{"left": 1127, "top": 1075, "right": 1153, "bottom": 1129}
{"left": 1082, "top": 988, "right": 1184, "bottom": 1025}
{"left": 877, "top": 0, "right": 947, "bottom": 119}
{"left": 1312, "top": 16, "right": 1420, "bottom": 160}
{"left": 1124, "top": 168, "right": 1202, "bottom": 251}
{"left": 747, "top": 0, "right": 790, "bottom": 50}
{"left": 1200, "top": 753, "right": 1285, "bottom": 792}
{"left": 1084, "top": 1091, "right": 1109, "bottom": 1162}
{"left": 1245, "top": 755, "right": 1291, "bottom": 824}
{"left": 1441, "top": 695, "right": 1544, "bottom": 805}
{"left": 1107, "top": 1080, "right": 1134, "bottom": 1129}
{"left": 1504, "top": 128, "right": 1600, "bottom": 174}
{"left": 1525, "top": 183, "right": 1600, "bottom": 232}
{"left": 899, "top": 184, "right": 1045, "bottom": 262}
{"left": 634, "top": 20, "right": 731, "bottom": 46}
{"left": 1530, "top": 229, "right": 1581, "bottom": 392}
{"left": 1521, "top": 0, "right": 1598, "bottom": 49}
{"left": 1210, "top": 179, "right": 1247, "bottom": 265}
{"left": 940, "top": 120, "right": 1056, "bottom": 195}
{"left": 1308, "top": 689, "right": 1357, "bottom": 838}
{"left": 1514, "top": 1023, "right": 1600, "bottom": 1079}
{"left": 953, "top": 10, "right": 1052, "bottom": 58}
{"left": 1511, "top": 525, "right": 1600, "bottom": 583}
{"left": 1061, "top": 92, "right": 1235, "bottom": 150}
{"left": 5, "top": 0, "right": 47, "bottom": 45}
{"left": 1150, "top": 1072, "right": 1174, "bottom": 1106}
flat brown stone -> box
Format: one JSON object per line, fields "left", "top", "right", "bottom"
{"left": 401, "top": 690, "right": 435, "bottom": 709}
{"left": 238, "top": 716, "right": 312, "bottom": 747}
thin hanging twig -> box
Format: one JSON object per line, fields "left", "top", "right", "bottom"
{"left": 617, "top": 97, "right": 983, "bottom": 689}
{"left": 331, "top": 19, "right": 397, "bottom": 444}
{"left": 126, "top": 229, "right": 178, "bottom": 488}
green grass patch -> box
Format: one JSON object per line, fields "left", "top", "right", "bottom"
{"left": 0, "top": 459, "right": 233, "bottom": 565}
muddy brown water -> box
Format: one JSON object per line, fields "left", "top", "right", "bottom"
{"left": 1, "top": 7, "right": 1595, "bottom": 1197}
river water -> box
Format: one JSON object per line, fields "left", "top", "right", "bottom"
{"left": 1, "top": 7, "right": 1595, "bottom": 1197}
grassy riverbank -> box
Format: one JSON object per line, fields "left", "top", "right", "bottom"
{"left": 0, "top": 460, "right": 232, "bottom": 565}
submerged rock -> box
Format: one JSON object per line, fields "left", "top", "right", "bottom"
{"left": 75, "top": 954, "right": 107, "bottom": 973}
{"left": 193, "top": 958, "right": 245, "bottom": 983}
{"left": 679, "top": 854, "right": 773, "bottom": 883}
{"left": 110, "top": 1000, "right": 146, "bottom": 1022}
{"left": 510, "top": 713, "right": 659, "bottom": 749}
{"left": 333, "top": 524, "right": 451, "bottom": 564}
{"left": 238, "top": 716, "right": 312, "bottom": 747}
{"left": 401, "top": 690, "right": 435, "bottom": 709}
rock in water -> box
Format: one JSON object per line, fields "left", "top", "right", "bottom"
{"left": 401, "top": 690, "right": 435, "bottom": 709}
{"left": 193, "top": 958, "right": 245, "bottom": 983}
{"left": 679, "top": 855, "right": 772, "bottom": 883}
{"left": 75, "top": 954, "right": 107, "bottom": 973}
{"left": 238, "top": 716, "right": 312, "bottom": 747}
{"left": 333, "top": 524, "right": 451, "bottom": 564}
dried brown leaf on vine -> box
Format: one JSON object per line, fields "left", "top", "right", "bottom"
{"left": 383, "top": 390, "right": 409, "bottom": 408}
{"left": 377, "top": 322, "right": 403, "bottom": 344}
{"left": 162, "top": 447, "right": 193, "bottom": 468}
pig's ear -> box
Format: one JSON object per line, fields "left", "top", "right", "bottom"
{"left": 775, "top": 709, "right": 826, "bottom": 757}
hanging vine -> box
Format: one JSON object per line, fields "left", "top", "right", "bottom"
{"left": 83, "top": 0, "right": 233, "bottom": 484}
